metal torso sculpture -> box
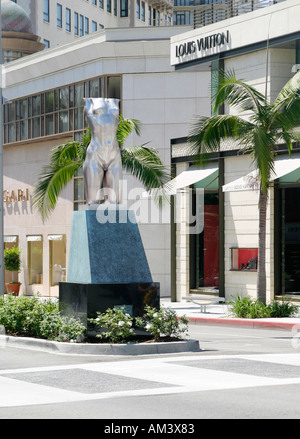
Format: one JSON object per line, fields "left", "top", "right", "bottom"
{"left": 83, "top": 98, "right": 122, "bottom": 205}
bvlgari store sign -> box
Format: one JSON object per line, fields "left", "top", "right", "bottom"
{"left": 171, "top": 30, "right": 230, "bottom": 66}
{"left": 3, "top": 188, "right": 30, "bottom": 203}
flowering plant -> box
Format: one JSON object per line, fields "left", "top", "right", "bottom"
{"left": 135, "top": 305, "right": 189, "bottom": 342}
{"left": 89, "top": 306, "right": 135, "bottom": 343}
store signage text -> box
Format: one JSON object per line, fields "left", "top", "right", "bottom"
{"left": 175, "top": 30, "right": 230, "bottom": 58}
{"left": 3, "top": 188, "right": 30, "bottom": 203}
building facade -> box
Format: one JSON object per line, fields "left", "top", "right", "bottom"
{"left": 3, "top": 0, "right": 300, "bottom": 304}
{"left": 170, "top": 0, "right": 300, "bottom": 303}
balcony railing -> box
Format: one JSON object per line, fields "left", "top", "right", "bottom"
{"left": 189, "top": 0, "right": 287, "bottom": 29}
{"left": 148, "top": 0, "right": 174, "bottom": 10}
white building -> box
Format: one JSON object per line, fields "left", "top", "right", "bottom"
{"left": 11, "top": 0, "right": 174, "bottom": 48}
{"left": 170, "top": 0, "right": 300, "bottom": 303}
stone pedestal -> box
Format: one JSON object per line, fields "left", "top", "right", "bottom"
{"left": 59, "top": 207, "right": 160, "bottom": 338}
{"left": 67, "top": 208, "right": 153, "bottom": 283}
{"left": 59, "top": 281, "right": 160, "bottom": 339}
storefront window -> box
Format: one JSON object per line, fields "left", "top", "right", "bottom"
{"left": 190, "top": 192, "right": 219, "bottom": 290}
{"left": 27, "top": 236, "right": 43, "bottom": 285}
{"left": 279, "top": 187, "right": 300, "bottom": 295}
{"left": 49, "top": 235, "right": 66, "bottom": 286}
{"left": 4, "top": 236, "right": 19, "bottom": 289}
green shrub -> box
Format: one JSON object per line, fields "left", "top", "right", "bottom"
{"left": 229, "top": 295, "right": 298, "bottom": 319}
{"left": 0, "top": 295, "right": 85, "bottom": 342}
{"left": 89, "top": 305, "right": 189, "bottom": 343}
{"left": 4, "top": 247, "right": 21, "bottom": 272}
{"left": 136, "top": 305, "right": 189, "bottom": 342}
{"left": 229, "top": 296, "right": 269, "bottom": 319}
{"left": 4, "top": 247, "right": 21, "bottom": 283}
{"left": 267, "top": 299, "right": 298, "bottom": 318}
{"left": 89, "top": 306, "right": 135, "bottom": 343}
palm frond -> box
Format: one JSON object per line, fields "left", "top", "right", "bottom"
{"left": 273, "top": 69, "right": 300, "bottom": 113}
{"left": 244, "top": 126, "right": 275, "bottom": 195}
{"left": 32, "top": 141, "right": 85, "bottom": 221}
{"left": 270, "top": 99, "right": 300, "bottom": 135}
{"left": 121, "top": 144, "right": 170, "bottom": 188}
{"left": 117, "top": 115, "right": 141, "bottom": 148}
{"left": 121, "top": 145, "right": 170, "bottom": 204}
{"left": 188, "top": 114, "right": 254, "bottom": 164}
{"left": 213, "top": 69, "right": 266, "bottom": 114}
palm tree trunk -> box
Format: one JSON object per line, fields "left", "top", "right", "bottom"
{"left": 257, "top": 189, "right": 268, "bottom": 304}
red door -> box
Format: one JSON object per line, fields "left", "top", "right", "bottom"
{"left": 204, "top": 205, "right": 219, "bottom": 287}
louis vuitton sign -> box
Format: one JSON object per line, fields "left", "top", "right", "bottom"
{"left": 175, "top": 30, "right": 230, "bottom": 58}
{"left": 171, "top": 30, "right": 230, "bottom": 66}
{"left": 3, "top": 188, "right": 30, "bottom": 203}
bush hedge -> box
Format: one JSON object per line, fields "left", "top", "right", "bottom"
{"left": 0, "top": 294, "right": 85, "bottom": 342}
{"left": 229, "top": 295, "right": 298, "bottom": 319}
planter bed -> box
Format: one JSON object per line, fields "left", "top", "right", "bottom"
{"left": 0, "top": 334, "right": 200, "bottom": 356}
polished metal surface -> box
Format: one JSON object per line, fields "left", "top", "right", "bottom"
{"left": 83, "top": 98, "right": 122, "bottom": 205}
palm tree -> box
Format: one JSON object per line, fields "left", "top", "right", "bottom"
{"left": 33, "top": 115, "right": 170, "bottom": 221}
{"left": 188, "top": 69, "right": 300, "bottom": 304}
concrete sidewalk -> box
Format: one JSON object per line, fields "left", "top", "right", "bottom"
{"left": 161, "top": 298, "right": 300, "bottom": 330}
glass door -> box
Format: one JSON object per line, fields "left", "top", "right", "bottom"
{"left": 190, "top": 192, "right": 219, "bottom": 290}
{"left": 49, "top": 235, "right": 66, "bottom": 286}
{"left": 280, "top": 187, "right": 300, "bottom": 295}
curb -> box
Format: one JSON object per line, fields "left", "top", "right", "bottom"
{"left": 0, "top": 335, "right": 200, "bottom": 356}
{"left": 187, "top": 316, "right": 299, "bottom": 330}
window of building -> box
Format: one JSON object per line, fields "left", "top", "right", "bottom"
{"left": 92, "top": 0, "right": 97, "bottom": 4}
{"left": 74, "top": 12, "right": 79, "bottom": 35}
{"left": 136, "top": 0, "right": 140, "bottom": 19}
{"left": 80, "top": 14, "right": 84, "bottom": 36}
{"left": 92, "top": 21, "right": 97, "bottom": 32}
{"left": 173, "top": 11, "right": 190, "bottom": 25}
{"left": 148, "top": 6, "right": 151, "bottom": 24}
{"left": 49, "top": 235, "right": 66, "bottom": 286}
{"left": 120, "top": 0, "right": 128, "bottom": 17}
{"left": 174, "top": 0, "right": 194, "bottom": 5}
{"left": 107, "top": 76, "right": 121, "bottom": 99}
{"left": 114, "top": 0, "right": 117, "bottom": 16}
{"left": 57, "top": 3, "right": 62, "bottom": 28}
{"left": 4, "top": 236, "right": 19, "bottom": 290}
{"left": 85, "top": 17, "right": 89, "bottom": 34}
{"left": 74, "top": 167, "right": 85, "bottom": 210}
{"left": 3, "top": 75, "right": 120, "bottom": 145}
{"left": 99, "top": 0, "right": 104, "bottom": 9}
{"left": 43, "top": 0, "right": 50, "bottom": 22}
{"left": 27, "top": 236, "right": 43, "bottom": 285}
{"left": 107, "top": 0, "right": 112, "bottom": 13}
{"left": 66, "top": 8, "right": 71, "bottom": 32}
{"left": 141, "top": 2, "right": 145, "bottom": 21}
{"left": 43, "top": 39, "right": 50, "bottom": 49}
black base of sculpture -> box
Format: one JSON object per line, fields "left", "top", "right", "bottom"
{"left": 59, "top": 281, "right": 160, "bottom": 340}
